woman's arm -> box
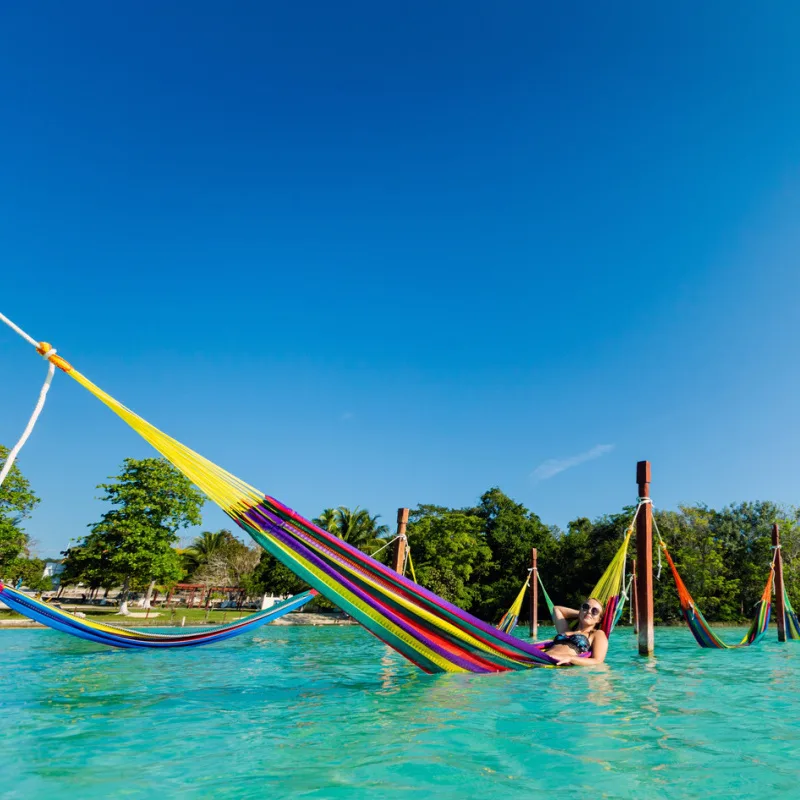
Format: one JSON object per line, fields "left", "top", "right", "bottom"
{"left": 552, "top": 605, "right": 579, "bottom": 635}
{"left": 564, "top": 630, "right": 608, "bottom": 666}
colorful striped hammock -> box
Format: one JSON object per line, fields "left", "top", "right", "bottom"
{"left": 783, "top": 586, "right": 800, "bottom": 640}
{"left": 13, "top": 341, "right": 636, "bottom": 673}
{"left": 660, "top": 541, "right": 773, "bottom": 649}
{"left": 0, "top": 582, "right": 316, "bottom": 648}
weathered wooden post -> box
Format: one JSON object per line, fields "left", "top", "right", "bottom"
{"left": 393, "top": 508, "right": 410, "bottom": 575}
{"left": 636, "top": 461, "right": 654, "bottom": 655}
{"left": 631, "top": 558, "right": 639, "bottom": 634}
{"left": 773, "top": 523, "right": 786, "bottom": 643}
{"left": 529, "top": 548, "right": 538, "bottom": 640}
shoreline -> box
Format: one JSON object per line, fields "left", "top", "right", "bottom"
{"left": 0, "top": 612, "right": 358, "bottom": 630}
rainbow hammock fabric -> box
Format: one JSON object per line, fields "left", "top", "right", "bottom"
{"left": 13, "top": 344, "right": 639, "bottom": 674}
{"left": 0, "top": 582, "right": 315, "bottom": 648}
{"left": 660, "top": 542, "right": 773, "bottom": 649}
{"left": 783, "top": 587, "right": 800, "bottom": 640}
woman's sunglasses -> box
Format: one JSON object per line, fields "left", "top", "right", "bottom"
{"left": 581, "top": 603, "right": 601, "bottom": 616}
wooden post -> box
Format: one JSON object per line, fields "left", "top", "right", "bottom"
{"left": 529, "top": 548, "right": 539, "bottom": 640}
{"left": 631, "top": 558, "right": 639, "bottom": 634}
{"left": 636, "top": 461, "right": 654, "bottom": 655}
{"left": 773, "top": 523, "right": 786, "bottom": 643}
{"left": 393, "top": 508, "right": 410, "bottom": 575}
{"left": 204, "top": 589, "right": 213, "bottom": 610}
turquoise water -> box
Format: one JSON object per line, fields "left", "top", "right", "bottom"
{"left": 2, "top": 624, "right": 800, "bottom": 799}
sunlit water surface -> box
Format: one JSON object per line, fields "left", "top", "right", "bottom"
{"left": 2, "top": 625, "right": 799, "bottom": 798}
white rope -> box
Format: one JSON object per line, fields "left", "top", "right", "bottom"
{"left": 0, "top": 311, "right": 39, "bottom": 348}
{"left": 629, "top": 573, "right": 635, "bottom": 624}
{"left": 634, "top": 496, "right": 663, "bottom": 580}
{"left": 0, "top": 354, "right": 56, "bottom": 489}
{"left": 370, "top": 535, "right": 401, "bottom": 557}
{"left": 648, "top": 506, "right": 664, "bottom": 580}
{"left": 0, "top": 311, "right": 59, "bottom": 490}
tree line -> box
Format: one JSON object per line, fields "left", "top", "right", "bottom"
{"left": 2, "top": 449, "right": 799, "bottom": 624}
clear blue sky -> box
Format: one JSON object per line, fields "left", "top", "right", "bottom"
{"left": 2, "top": 2, "right": 800, "bottom": 558}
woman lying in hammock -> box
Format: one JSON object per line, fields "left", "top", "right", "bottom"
{"left": 544, "top": 598, "right": 609, "bottom": 666}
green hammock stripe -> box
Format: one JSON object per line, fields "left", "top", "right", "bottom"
{"left": 537, "top": 571, "right": 556, "bottom": 619}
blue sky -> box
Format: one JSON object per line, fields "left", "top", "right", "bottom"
{"left": 2, "top": 2, "right": 800, "bottom": 558}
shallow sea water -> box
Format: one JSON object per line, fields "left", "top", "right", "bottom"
{"left": 1, "top": 624, "right": 799, "bottom": 799}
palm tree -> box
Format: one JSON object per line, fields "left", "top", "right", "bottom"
{"left": 313, "top": 506, "right": 390, "bottom": 554}
{"left": 182, "top": 530, "right": 234, "bottom": 575}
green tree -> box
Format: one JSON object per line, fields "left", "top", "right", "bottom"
{"left": 405, "top": 505, "right": 492, "bottom": 610}
{"left": 470, "top": 488, "right": 559, "bottom": 622}
{"left": 776, "top": 509, "right": 800, "bottom": 608}
{"left": 192, "top": 531, "right": 261, "bottom": 593}
{"left": 182, "top": 529, "right": 238, "bottom": 576}
{"left": 0, "top": 445, "right": 40, "bottom": 572}
{"left": 651, "top": 506, "right": 739, "bottom": 622}
{"left": 60, "top": 531, "right": 116, "bottom": 595}
{"left": 72, "top": 457, "right": 205, "bottom": 614}
{"left": 709, "top": 501, "right": 777, "bottom": 618}
{"left": 313, "top": 506, "right": 390, "bottom": 553}
{"left": 246, "top": 551, "right": 308, "bottom": 598}
{"left": 4, "top": 557, "right": 52, "bottom": 593}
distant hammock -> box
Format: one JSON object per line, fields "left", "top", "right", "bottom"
{"left": 783, "top": 586, "right": 800, "bottom": 640}
{"left": 496, "top": 524, "right": 634, "bottom": 639}
{"left": 659, "top": 540, "right": 774, "bottom": 649}
{"left": 0, "top": 582, "right": 315, "bottom": 648}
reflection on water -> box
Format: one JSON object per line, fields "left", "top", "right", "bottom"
{"left": 3, "top": 625, "right": 800, "bottom": 798}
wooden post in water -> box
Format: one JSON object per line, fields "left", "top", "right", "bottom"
{"left": 393, "top": 508, "right": 410, "bottom": 575}
{"left": 529, "top": 548, "right": 538, "bottom": 640}
{"left": 773, "top": 523, "right": 786, "bottom": 643}
{"left": 631, "top": 558, "right": 639, "bottom": 634}
{"left": 636, "top": 461, "right": 654, "bottom": 655}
